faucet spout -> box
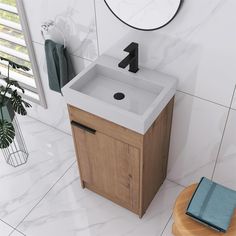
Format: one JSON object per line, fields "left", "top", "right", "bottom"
{"left": 118, "top": 42, "right": 139, "bottom": 73}
{"left": 118, "top": 54, "right": 134, "bottom": 68}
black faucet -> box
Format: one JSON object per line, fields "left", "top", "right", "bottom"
{"left": 118, "top": 42, "right": 139, "bottom": 73}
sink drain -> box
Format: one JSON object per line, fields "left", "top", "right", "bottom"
{"left": 114, "top": 92, "right": 125, "bottom": 100}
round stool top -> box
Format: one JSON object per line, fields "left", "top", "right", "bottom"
{"left": 173, "top": 184, "right": 236, "bottom": 236}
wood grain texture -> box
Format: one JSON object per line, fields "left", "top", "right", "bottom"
{"left": 140, "top": 98, "right": 174, "bottom": 216}
{"left": 68, "top": 97, "right": 174, "bottom": 217}
{"left": 68, "top": 105, "right": 142, "bottom": 148}
{"left": 173, "top": 184, "right": 236, "bottom": 236}
{"left": 72, "top": 125, "right": 140, "bottom": 213}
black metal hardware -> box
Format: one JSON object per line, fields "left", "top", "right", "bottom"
{"left": 113, "top": 92, "right": 125, "bottom": 100}
{"left": 118, "top": 42, "right": 139, "bottom": 73}
{"left": 104, "top": 0, "right": 183, "bottom": 32}
{"left": 71, "top": 121, "right": 96, "bottom": 134}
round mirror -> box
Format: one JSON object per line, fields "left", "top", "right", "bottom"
{"left": 104, "top": 0, "right": 183, "bottom": 31}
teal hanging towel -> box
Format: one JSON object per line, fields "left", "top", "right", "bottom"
{"left": 44, "top": 39, "right": 75, "bottom": 94}
{"left": 186, "top": 177, "right": 236, "bottom": 232}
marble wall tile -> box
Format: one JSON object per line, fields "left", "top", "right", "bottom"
{"left": 0, "top": 115, "right": 75, "bottom": 228}
{"left": 17, "top": 0, "right": 97, "bottom": 134}
{"left": 94, "top": 0, "right": 236, "bottom": 197}
{"left": 17, "top": 0, "right": 236, "bottom": 201}
{"left": 167, "top": 92, "right": 228, "bottom": 186}
{"left": 104, "top": 0, "right": 181, "bottom": 31}
{"left": 230, "top": 89, "right": 236, "bottom": 110}
{"left": 94, "top": 0, "right": 130, "bottom": 54}
{"left": 213, "top": 109, "right": 236, "bottom": 190}
{"left": 27, "top": 43, "right": 91, "bottom": 134}
{"left": 96, "top": 0, "right": 236, "bottom": 107}
{"left": 22, "top": 0, "right": 98, "bottom": 61}
{"left": 17, "top": 164, "right": 183, "bottom": 236}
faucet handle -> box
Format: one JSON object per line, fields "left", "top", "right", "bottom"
{"left": 124, "top": 42, "right": 138, "bottom": 53}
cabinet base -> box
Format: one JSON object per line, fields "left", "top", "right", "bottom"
{"left": 84, "top": 182, "right": 140, "bottom": 216}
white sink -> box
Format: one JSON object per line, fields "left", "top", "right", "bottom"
{"left": 62, "top": 55, "right": 177, "bottom": 134}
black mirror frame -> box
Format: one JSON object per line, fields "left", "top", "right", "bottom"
{"left": 104, "top": 0, "right": 184, "bottom": 31}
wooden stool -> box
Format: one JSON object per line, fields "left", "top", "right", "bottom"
{"left": 172, "top": 184, "right": 236, "bottom": 236}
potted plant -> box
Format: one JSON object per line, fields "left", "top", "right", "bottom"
{"left": 0, "top": 56, "right": 31, "bottom": 149}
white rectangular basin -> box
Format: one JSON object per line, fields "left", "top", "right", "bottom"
{"left": 62, "top": 55, "right": 177, "bottom": 134}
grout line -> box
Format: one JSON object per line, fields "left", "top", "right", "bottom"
{"left": 0, "top": 219, "right": 16, "bottom": 231}
{"left": 26, "top": 115, "right": 72, "bottom": 137}
{"left": 177, "top": 90, "right": 230, "bottom": 109}
{"left": 27, "top": 89, "right": 230, "bottom": 141}
{"left": 9, "top": 161, "right": 76, "bottom": 236}
{"left": 166, "top": 178, "right": 186, "bottom": 188}
{"left": 0, "top": 219, "right": 25, "bottom": 236}
{"left": 70, "top": 52, "right": 94, "bottom": 63}
{"left": 160, "top": 214, "right": 173, "bottom": 236}
{"left": 9, "top": 229, "right": 26, "bottom": 236}
{"left": 93, "top": 0, "right": 100, "bottom": 56}
{"left": 211, "top": 85, "right": 236, "bottom": 180}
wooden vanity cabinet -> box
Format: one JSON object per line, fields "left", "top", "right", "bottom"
{"left": 68, "top": 97, "right": 174, "bottom": 218}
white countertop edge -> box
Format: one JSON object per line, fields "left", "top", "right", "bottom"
{"left": 62, "top": 55, "right": 177, "bottom": 135}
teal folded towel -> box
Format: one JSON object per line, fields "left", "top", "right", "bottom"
{"left": 44, "top": 39, "right": 75, "bottom": 94}
{"left": 186, "top": 177, "right": 236, "bottom": 232}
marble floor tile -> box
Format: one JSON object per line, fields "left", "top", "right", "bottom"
{"left": 10, "top": 231, "right": 25, "bottom": 236}
{"left": 161, "top": 217, "right": 174, "bottom": 236}
{"left": 17, "top": 163, "right": 183, "bottom": 236}
{"left": 0, "top": 220, "right": 18, "bottom": 236}
{"left": 213, "top": 109, "right": 236, "bottom": 190}
{"left": 0, "top": 115, "right": 76, "bottom": 228}
{"left": 9, "top": 231, "right": 25, "bottom": 236}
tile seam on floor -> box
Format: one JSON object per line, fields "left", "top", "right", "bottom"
{"left": 211, "top": 84, "right": 236, "bottom": 180}
{"left": 166, "top": 178, "right": 186, "bottom": 188}
{"left": 160, "top": 214, "right": 173, "bottom": 236}
{"left": 26, "top": 115, "right": 72, "bottom": 137}
{"left": 8, "top": 229, "right": 26, "bottom": 236}
{"left": 9, "top": 161, "right": 76, "bottom": 236}
{"left": 0, "top": 219, "right": 25, "bottom": 236}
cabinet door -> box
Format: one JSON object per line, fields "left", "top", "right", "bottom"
{"left": 71, "top": 121, "right": 140, "bottom": 212}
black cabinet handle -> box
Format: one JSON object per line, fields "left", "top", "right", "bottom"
{"left": 71, "top": 121, "right": 96, "bottom": 134}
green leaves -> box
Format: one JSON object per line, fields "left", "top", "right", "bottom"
{"left": 0, "top": 120, "right": 15, "bottom": 149}
{"left": 0, "top": 56, "right": 30, "bottom": 72}
{"left": 0, "top": 57, "right": 31, "bottom": 149}
{"left": 3, "top": 78, "right": 24, "bottom": 93}
{"left": 0, "top": 86, "right": 5, "bottom": 93}
{"left": 11, "top": 90, "right": 32, "bottom": 116}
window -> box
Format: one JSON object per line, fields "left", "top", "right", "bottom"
{"left": 0, "top": 0, "right": 46, "bottom": 107}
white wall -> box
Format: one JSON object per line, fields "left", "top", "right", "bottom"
{"left": 22, "top": 0, "right": 97, "bottom": 133}
{"left": 23, "top": 0, "right": 236, "bottom": 188}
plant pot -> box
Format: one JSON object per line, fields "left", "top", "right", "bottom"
{"left": 0, "top": 99, "right": 15, "bottom": 122}
{"left": 1, "top": 116, "right": 28, "bottom": 167}
{"left": 0, "top": 100, "right": 28, "bottom": 167}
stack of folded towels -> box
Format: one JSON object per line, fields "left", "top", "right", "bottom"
{"left": 186, "top": 177, "right": 236, "bottom": 232}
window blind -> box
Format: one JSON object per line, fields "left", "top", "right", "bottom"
{"left": 0, "top": 0, "right": 46, "bottom": 106}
